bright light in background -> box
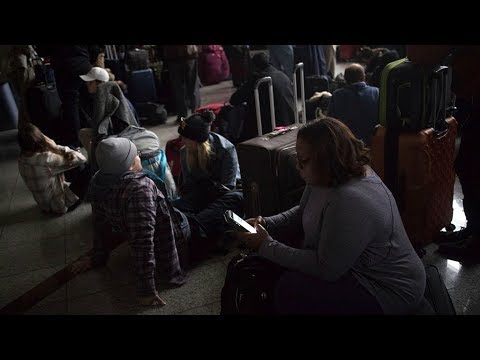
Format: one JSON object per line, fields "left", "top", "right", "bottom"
{"left": 452, "top": 199, "right": 467, "bottom": 229}
{"left": 451, "top": 176, "right": 467, "bottom": 229}
{"left": 447, "top": 259, "right": 462, "bottom": 272}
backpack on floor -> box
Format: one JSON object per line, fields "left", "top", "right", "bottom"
{"left": 220, "top": 253, "right": 285, "bottom": 315}
{"left": 116, "top": 125, "right": 177, "bottom": 200}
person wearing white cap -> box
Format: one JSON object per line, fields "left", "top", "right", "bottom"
{"left": 77, "top": 67, "right": 138, "bottom": 163}
{"left": 71, "top": 136, "right": 190, "bottom": 307}
{"left": 80, "top": 66, "right": 111, "bottom": 81}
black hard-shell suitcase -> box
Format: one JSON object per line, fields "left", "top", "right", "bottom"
{"left": 237, "top": 63, "right": 306, "bottom": 217}
{"left": 379, "top": 58, "right": 425, "bottom": 130}
{"left": 379, "top": 57, "right": 452, "bottom": 132}
{"left": 125, "top": 48, "right": 149, "bottom": 72}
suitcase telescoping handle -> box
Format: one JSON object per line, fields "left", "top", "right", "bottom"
{"left": 432, "top": 65, "right": 449, "bottom": 134}
{"left": 293, "top": 62, "right": 306, "bottom": 124}
{"left": 105, "top": 45, "right": 112, "bottom": 60}
{"left": 105, "top": 45, "right": 119, "bottom": 61}
{"left": 254, "top": 76, "right": 275, "bottom": 136}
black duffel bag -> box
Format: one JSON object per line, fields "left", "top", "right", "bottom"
{"left": 221, "top": 252, "right": 285, "bottom": 315}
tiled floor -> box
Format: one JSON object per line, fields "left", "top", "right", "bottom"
{"left": 1, "top": 77, "right": 479, "bottom": 315}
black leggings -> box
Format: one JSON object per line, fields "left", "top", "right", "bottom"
{"left": 173, "top": 190, "right": 244, "bottom": 240}
{"left": 274, "top": 270, "right": 383, "bottom": 315}
{"left": 66, "top": 164, "right": 92, "bottom": 200}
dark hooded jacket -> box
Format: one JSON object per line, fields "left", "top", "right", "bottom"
{"left": 230, "top": 64, "right": 295, "bottom": 139}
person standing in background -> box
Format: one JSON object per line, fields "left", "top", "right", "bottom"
{"left": 5, "top": 45, "right": 38, "bottom": 128}
{"left": 268, "top": 45, "right": 294, "bottom": 81}
{"left": 223, "top": 45, "right": 250, "bottom": 87}
{"left": 49, "top": 46, "right": 92, "bottom": 148}
{"left": 323, "top": 45, "right": 336, "bottom": 79}
{"left": 163, "top": 46, "right": 201, "bottom": 123}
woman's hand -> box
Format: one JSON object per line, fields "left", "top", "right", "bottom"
{"left": 246, "top": 216, "right": 266, "bottom": 228}
{"left": 236, "top": 221, "right": 270, "bottom": 251}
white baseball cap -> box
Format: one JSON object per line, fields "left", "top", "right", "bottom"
{"left": 79, "top": 67, "right": 109, "bottom": 82}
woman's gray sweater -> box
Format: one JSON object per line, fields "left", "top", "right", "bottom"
{"left": 259, "top": 171, "right": 426, "bottom": 315}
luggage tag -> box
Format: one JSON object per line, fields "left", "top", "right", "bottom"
{"left": 262, "top": 125, "right": 298, "bottom": 140}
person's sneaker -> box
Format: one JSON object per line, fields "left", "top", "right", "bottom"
{"left": 437, "top": 237, "right": 469, "bottom": 251}
{"left": 436, "top": 226, "right": 472, "bottom": 244}
{"left": 437, "top": 235, "right": 480, "bottom": 265}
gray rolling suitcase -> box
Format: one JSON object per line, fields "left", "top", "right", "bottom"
{"left": 237, "top": 63, "right": 306, "bottom": 217}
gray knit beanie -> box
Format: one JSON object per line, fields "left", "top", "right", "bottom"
{"left": 95, "top": 137, "right": 138, "bottom": 175}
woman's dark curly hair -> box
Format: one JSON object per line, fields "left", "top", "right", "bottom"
{"left": 297, "top": 117, "right": 370, "bottom": 187}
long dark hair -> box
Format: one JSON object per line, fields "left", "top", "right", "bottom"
{"left": 297, "top": 117, "right": 370, "bottom": 187}
{"left": 18, "top": 123, "right": 75, "bottom": 163}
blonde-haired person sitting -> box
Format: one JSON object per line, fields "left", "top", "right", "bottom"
{"left": 173, "top": 110, "right": 244, "bottom": 258}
